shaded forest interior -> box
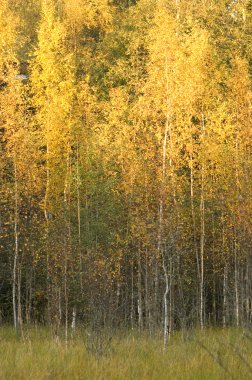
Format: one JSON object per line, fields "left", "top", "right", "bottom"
{"left": 0, "top": 0, "right": 251, "bottom": 343}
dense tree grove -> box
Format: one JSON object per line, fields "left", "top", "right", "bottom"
{"left": 0, "top": 0, "right": 251, "bottom": 343}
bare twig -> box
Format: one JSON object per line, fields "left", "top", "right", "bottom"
{"left": 196, "top": 339, "right": 236, "bottom": 380}
{"left": 233, "top": 345, "right": 252, "bottom": 375}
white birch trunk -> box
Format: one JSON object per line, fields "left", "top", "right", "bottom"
{"left": 160, "top": 56, "right": 170, "bottom": 352}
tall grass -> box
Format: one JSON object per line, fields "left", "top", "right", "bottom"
{"left": 0, "top": 326, "right": 251, "bottom": 379}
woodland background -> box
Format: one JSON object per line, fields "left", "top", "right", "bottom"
{"left": 0, "top": 0, "right": 251, "bottom": 345}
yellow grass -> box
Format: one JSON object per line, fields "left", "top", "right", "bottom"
{"left": 0, "top": 326, "right": 251, "bottom": 379}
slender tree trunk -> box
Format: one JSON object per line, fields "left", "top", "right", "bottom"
{"left": 234, "top": 139, "right": 240, "bottom": 327}
{"left": 64, "top": 149, "right": 72, "bottom": 347}
{"left": 223, "top": 263, "right": 228, "bottom": 328}
{"left": 17, "top": 266, "right": 23, "bottom": 331}
{"left": 13, "top": 158, "right": 18, "bottom": 330}
{"left": 64, "top": 256, "right": 68, "bottom": 347}
{"left": 54, "top": 286, "right": 61, "bottom": 342}
{"left": 199, "top": 175, "right": 205, "bottom": 329}
{"left": 76, "top": 142, "right": 83, "bottom": 295}
{"left": 71, "top": 306, "right": 76, "bottom": 338}
{"left": 137, "top": 247, "right": 143, "bottom": 330}
{"left": 211, "top": 210, "right": 216, "bottom": 326}
{"left": 245, "top": 254, "right": 252, "bottom": 325}
{"left": 199, "top": 113, "right": 205, "bottom": 330}
{"left": 221, "top": 213, "right": 226, "bottom": 328}
{"left": 45, "top": 143, "right": 51, "bottom": 326}
{"left": 160, "top": 56, "right": 170, "bottom": 352}
{"left": 190, "top": 123, "right": 200, "bottom": 321}
{"left": 131, "top": 260, "right": 135, "bottom": 329}
{"left": 168, "top": 260, "right": 173, "bottom": 339}
{"left": 145, "top": 248, "right": 150, "bottom": 331}
{"left": 163, "top": 254, "right": 169, "bottom": 351}
{"left": 25, "top": 269, "right": 32, "bottom": 325}
{"left": 234, "top": 234, "right": 239, "bottom": 327}
{"left": 115, "top": 280, "right": 120, "bottom": 326}
{"left": 154, "top": 259, "right": 159, "bottom": 327}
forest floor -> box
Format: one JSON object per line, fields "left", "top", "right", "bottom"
{"left": 0, "top": 326, "right": 251, "bottom": 379}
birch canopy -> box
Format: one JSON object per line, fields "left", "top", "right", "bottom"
{"left": 0, "top": 0, "right": 251, "bottom": 342}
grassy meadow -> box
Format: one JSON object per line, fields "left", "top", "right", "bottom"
{"left": 0, "top": 327, "right": 252, "bottom": 379}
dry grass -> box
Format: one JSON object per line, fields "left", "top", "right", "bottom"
{"left": 0, "top": 326, "right": 251, "bottom": 379}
